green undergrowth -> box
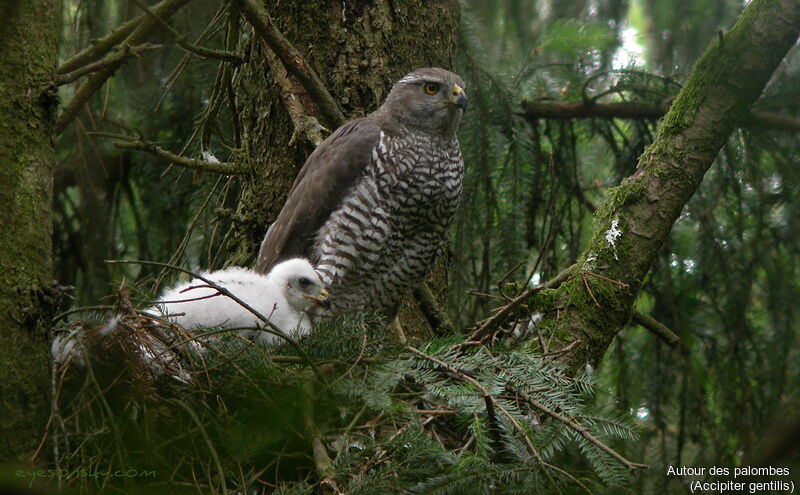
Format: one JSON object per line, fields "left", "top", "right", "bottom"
{"left": 47, "top": 312, "right": 640, "bottom": 494}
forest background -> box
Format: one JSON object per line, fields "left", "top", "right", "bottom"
{"left": 1, "top": 0, "right": 799, "bottom": 493}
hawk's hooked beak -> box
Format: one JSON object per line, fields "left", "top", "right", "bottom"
{"left": 450, "top": 85, "right": 467, "bottom": 112}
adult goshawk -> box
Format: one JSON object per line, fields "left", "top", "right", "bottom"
{"left": 255, "top": 67, "right": 467, "bottom": 319}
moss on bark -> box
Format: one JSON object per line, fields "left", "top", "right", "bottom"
{"left": 0, "top": 0, "right": 60, "bottom": 463}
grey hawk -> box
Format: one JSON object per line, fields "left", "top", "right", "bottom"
{"left": 255, "top": 67, "right": 467, "bottom": 318}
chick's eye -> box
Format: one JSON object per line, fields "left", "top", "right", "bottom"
{"left": 423, "top": 83, "right": 440, "bottom": 95}
{"left": 298, "top": 277, "right": 312, "bottom": 288}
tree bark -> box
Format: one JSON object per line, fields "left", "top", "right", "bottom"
{"left": 226, "top": 0, "right": 461, "bottom": 337}
{"left": 0, "top": 0, "right": 60, "bottom": 463}
{"left": 524, "top": 0, "right": 800, "bottom": 371}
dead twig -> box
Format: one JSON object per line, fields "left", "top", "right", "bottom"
{"left": 467, "top": 264, "right": 575, "bottom": 344}
{"left": 582, "top": 273, "right": 601, "bottom": 307}
{"left": 302, "top": 383, "right": 343, "bottom": 495}
{"left": 540, "top": 339, "right": 582, "bottom": 359}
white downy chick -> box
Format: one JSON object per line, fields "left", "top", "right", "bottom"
{"left": 147, "top": 258, "right": 327, "bottom": 346}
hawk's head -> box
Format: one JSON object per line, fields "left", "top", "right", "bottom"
{"left": 383, "top": 67, "right": 467, "bottom": 137}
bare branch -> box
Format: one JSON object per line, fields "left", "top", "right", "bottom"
{"left": 108, "top": 136, "right": 246, "bottom": 175}
{"left": 631, "top": 311, "right": 680, "bottom": 347}
{"left": 129, "top": 0, "right": 244, "bottom": 64}
{"left": 234, "top": 0, "right": 345, "bottom": 129}
{"left": 57, "top": 5, "right": 149, "bottom": 74}
{"left": 521, "top": 100, "right": 670, "bottom": 120}
{"left": 55, "top": 43, "right": 162, "bottom": 86}
{"left": 56, "top": 0, "right": 193, "bottom": 135}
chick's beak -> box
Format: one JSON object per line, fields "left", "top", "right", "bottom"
{"left": 302, "top": 287, "right": 329, "bottom": 308}
{"left": 451, "top": 85, "right": 467, "bottom": 112}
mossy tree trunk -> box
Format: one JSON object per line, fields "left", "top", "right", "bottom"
{"left": 0, "top": 0, "right": 60, "bottom": 463}
{"left": 225, "top": 0, "right": 461, "bottom": 337}
{"left": 526, "top": 0, "right": 800, "bottom": 371}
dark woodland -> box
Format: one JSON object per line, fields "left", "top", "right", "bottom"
{"left": 1, "top": 0, "right": 799, "bottom": 493}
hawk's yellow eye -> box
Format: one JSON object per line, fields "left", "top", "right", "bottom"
{"left": 423, "top": 83, "right": 440, "bottom": 95}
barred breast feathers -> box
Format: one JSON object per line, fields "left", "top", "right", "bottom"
{"left": 314, "top": 130, "right": 463, "bottom": 312}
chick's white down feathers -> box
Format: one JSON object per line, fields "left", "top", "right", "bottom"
{"left": 147, "top": 258, "right": 326, "bottom": 346}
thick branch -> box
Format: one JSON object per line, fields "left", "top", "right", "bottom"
{"left": 521, "top": 100, "right": 670, "bottom": 120}
{"left": 525, "top": 0, "right": 800, "bottom": 371}
{"left": 234, "top": 0, "right": 345, "bottom": 129}
{"left": 520, "top": 100, "right": 800, "bottom": 132}
{"left": 55, "top": 0, "right": 192, "bottom": 135}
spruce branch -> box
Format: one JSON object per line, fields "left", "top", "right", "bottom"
{"left": 406, "top": 346, "right": 541, "bottom": 460}
{"left": 521, "top": 391, "right": 648, "bottom": 472}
